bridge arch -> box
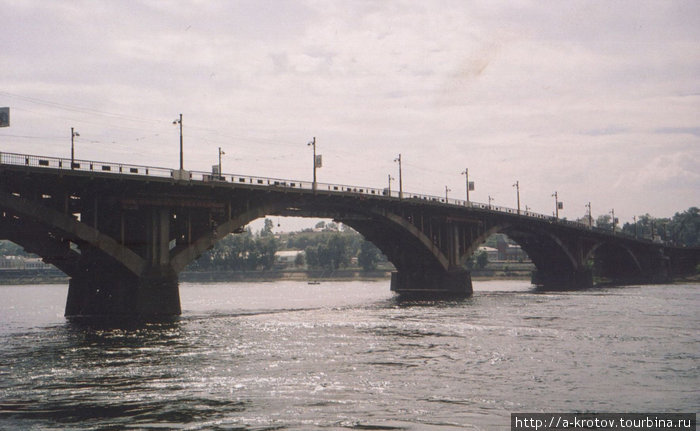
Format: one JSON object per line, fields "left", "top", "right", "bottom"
{"left": 586, "top": 241, "right": 644, "bottom": 282}
{"left": 169, "top": 202, "right": 282, "bottom": 274}
{"left": 502, "top": 226, "right": 581, "bottom": 271}
{"left": 339, "top": 209, "right": 450, "bottom": 273}
{"left": 0, "top": 192, "right": 146, "bottom": 276}
{"left": 458, "top": 224, "right": 581, "bottom": 272}
{"left": 172, "top": 198, "right": 452, "bottom": 277}
{"left": 0, "top": 219, "right": 82, "bottom": 277}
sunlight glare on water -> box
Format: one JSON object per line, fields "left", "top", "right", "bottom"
{"left": 0, "top": 280, "right": 697, "bottom": 430}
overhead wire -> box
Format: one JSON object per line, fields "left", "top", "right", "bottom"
{"left": 2, "top": 91, "right": 379, "bottom": 156}
{"left": 1, "top": 91, "right": 442, "bottom": 188}
{"left": 0, "top": 91, "right": 165, "bottom": 126}
{"left": 1, "top": 92, "right": 307, "bottom": 158}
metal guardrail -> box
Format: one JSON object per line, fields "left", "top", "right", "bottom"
{"left": 0, "top": 151, "right": 174, "bottom": 178}
{"left": 0, "top": 151, "right": 648, "bottom": 241}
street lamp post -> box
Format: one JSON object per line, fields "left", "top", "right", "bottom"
{"left": 173, "top": 114, "right": 183, "bottom": 170}
{"left": 387, "top": 174, "right": 394, "bottom": 196}
{"left": 610, "top": 208, "right": 616, "bottom": 234}
{"left": 488, "top": 195, "right": 494, "bottom": 210}
{"left": 218, "top": 147, "right": 225, "bottom": 179}
{"left": 445, "top": 186, "right": 451, "bottom": 202}
{"left": 585, "top": 202, "right": 592, "bottom": 228}
{"left": 307, "top": 137, "right": 318, "bottom": 191}
{"left": 461, "top": 168, "right": 472, "bottom": 204}
{"left": 70, "top": 127, "right": 79, "bottom": 169}
{"left": 552, "top": 191, "right": 561, "bottom": 219}
{"left": 513, "top": 181, "right": 520, "bottom": 214}
{"left": 633, "top": 215, "right": 638, "bottom": 238}
{"left": 394, "top": 154, "right": 403, "bottom": 199}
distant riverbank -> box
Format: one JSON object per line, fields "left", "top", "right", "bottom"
{"left": 0, "top": 266, "right": 534, "bottom": 285}
{"left": 2, "top": 266, "right": 695, "bottom": 285}
{"left": 180, "top": 269, "right": 392, "bottom": 282}
{"left": 0, "top": 268, "right": 68, "bottom": 285}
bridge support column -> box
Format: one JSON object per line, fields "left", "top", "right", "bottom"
{"left": 65, "top": 265, "right": 180, "bottom": 318}
{"left": 531, "top": 268, "right": 592, "bottom": 291}
{"left": 65, "top": 267, "right": 180, "bottom": 318}
{"left": 390, "top": 268, "right": 472, "bottom": 298}
{"left": 64, "top": 205, "right": 182, "bottom": 318}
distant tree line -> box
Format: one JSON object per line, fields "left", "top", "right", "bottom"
{"left": 583, "top": 207, "right": 699, "bottom": 247}
{"left": 465, "top": 250, "right": 489, "bottom": 270}
{"left": 185, "top": 220, "right": 388, "bottom": 272}
{"left": 1, "top": 207, "right": 696, "bottom": 274}
{"left": 0, "top": 241, "right": 30, "bottom": 257}
{"left": 185, "top": 218, "right": 278, "bottom": 272}
{"left": 285, "top": 221, "right": 386, "bottom": 271}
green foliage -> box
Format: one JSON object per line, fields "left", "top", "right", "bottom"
{"left": 256, "top": 235, "right": 277, "bottom": 270}
{"left": 484, "top": 233, "right": 507, "bottom": 248}
{"left": 185, "top": 221, "right": 279, "bottom": 271}
{"left": 619, "top": 207, "right": 699, "bottom": 246}
{"left": 184, "top": 220, "right": 389, "bottom": 273}
{"left": 671, "top": 207, "right": 699, "bottom": 247}
{"left": 475, "top": 250, "right": 488, "bottom": 269}
{"left": 358, "top": 241, "right": 381, "bottom": 271}
{"left": 465, "top": 250, "right": 489, "bottom": 269}
{"left": 595, "top": 214, "right": 613, "bottom": 231}
{"left": 294, "top": 252, "right": 305, "bottom": 267}
{"left": 260, "top": 218, "right": 274, "bottom": 237}
{"left": 0, "top": 240, "right": 32, "bottom": 257}
{"left": 304, "top": 233, "right": 352, "bottom": 270}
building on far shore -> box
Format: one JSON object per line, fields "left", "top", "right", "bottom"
{"left": 0, "top": 256, "right": 54, "bottom": 270}
{"left": 478, "top": 240, "right": 530, "bottom": 263}
{"left": 274, "top": 250, "right": 304, "bottom": 268}
{"left": 497, "top": 242, "right": 529, "bottom": 261}
{"left": 478, "top": 246, "right": 499, "bottom": 261}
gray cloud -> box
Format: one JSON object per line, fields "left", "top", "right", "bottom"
{"left": 1, "top": 0, "right": 698, "bottom": 221}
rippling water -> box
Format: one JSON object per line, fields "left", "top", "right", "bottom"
{"left": 0, "top": 280, "right": 697, "bottom": 430}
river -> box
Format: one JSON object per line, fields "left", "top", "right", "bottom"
{"left": 0, "top": 280, "right": 697, "bottom": 430}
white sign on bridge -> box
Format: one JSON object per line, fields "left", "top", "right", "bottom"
{"left": 0, "top": 107, "right": 9, "bottom": 127}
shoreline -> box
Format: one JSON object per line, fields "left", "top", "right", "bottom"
{"left": 0, "top": 268, "right": 696, "bottom": 285}
{"left": 0, "top": 268, "right": 533, "bottom": 285}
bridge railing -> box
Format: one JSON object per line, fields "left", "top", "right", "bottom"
{"left": 0, "top": 151, "right": 644, "bottom": 240}
{"left": 0, "top": 151, "right": 174, "bottom": 178}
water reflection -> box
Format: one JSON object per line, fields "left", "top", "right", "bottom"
{"left": 1, "top": 281, "right": 697, "bottom": 430}
{"left": 66, "top": 314, "right": 181, "bottom": 330}
{"left": 0, "top": 319, "right": 242, "bottom": 428}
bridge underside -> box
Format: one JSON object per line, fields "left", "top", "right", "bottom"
{"left": 338, "top": 216, "right": 472, "bottom": 297}
{"left": 277, "top": 202, "right": 474, "bottom": 296}
{"left": 503, "top": 227, "right": 595, "bottom": 290}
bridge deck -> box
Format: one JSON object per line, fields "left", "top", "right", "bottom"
{"left": 0, "top": 150, "right": 682, "bottom": 247}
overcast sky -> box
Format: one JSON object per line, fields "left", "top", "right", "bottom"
{"left": 1, "top": 0, "right": 698, "bottom": 228}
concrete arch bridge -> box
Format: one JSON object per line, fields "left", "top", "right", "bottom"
{"left": 1, "top": 152, "right": 697, "bottom": 317}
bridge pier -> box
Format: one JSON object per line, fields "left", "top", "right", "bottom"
{"left": 65, "top": 266, "right": 180, "bottom": 318}
{"left": 390, "top": 268, "right": 473, "bottom": 298}
{"left": 531, "top": 268, "right": 593, "bottom": 291}
{"left": 65, "top": 271, "right": 181, "bottom": 318}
